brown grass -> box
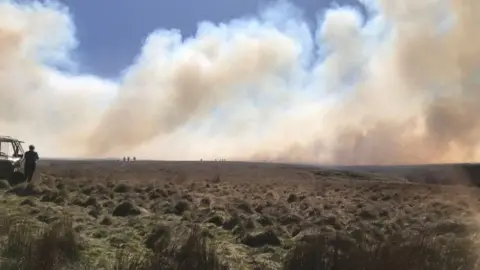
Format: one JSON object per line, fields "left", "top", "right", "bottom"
{"left": 111, "top": 225, "right": 228, "bottom": 270}
{"left": 283, "top": 230, "right": 479, "bottom": 270}
{"left": 1, "top": 160, "right": 480, "bottom": 269}
{"left": 0, "top": 214, "right": 82, "bottom": 270}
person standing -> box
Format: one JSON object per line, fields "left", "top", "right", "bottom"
{"left": 24, "top": 145, "right": 39, "bottom": 182}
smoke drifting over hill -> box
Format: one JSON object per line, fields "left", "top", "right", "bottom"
{"left": 0, "top": 0, "right": 479, "bottom": 165}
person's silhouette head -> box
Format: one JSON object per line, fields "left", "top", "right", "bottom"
{"left": 29, "top": 145, "right": 35, "bottom": 151}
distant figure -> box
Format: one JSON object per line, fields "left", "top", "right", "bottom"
{"left": 24, "top": 145, "right": 39, "bottom": 182}
{"left": 123, "top": 157, "right": 126, "bottom": 162}
{"left": 133, "top": 157, "right": 136, "bottom": 162}
{"left": 127, "top": 157, "right": 130, "bottom": 162}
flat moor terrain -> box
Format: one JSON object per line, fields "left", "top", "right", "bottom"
{"left": 2, "top": 160, "right": 480, "bottom": 269}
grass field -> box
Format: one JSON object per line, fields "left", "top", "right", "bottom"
{"left": 1, "top": 160, "right": 480, "bottom": 269}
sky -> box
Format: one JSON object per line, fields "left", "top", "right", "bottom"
{"left": 2, "top": 0, "right": 480, "bottom": 165}
{"left": 56, "top": 0, "right": 366, "bottom": 78}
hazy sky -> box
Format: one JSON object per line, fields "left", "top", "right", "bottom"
{"left": 56, "top": 0, "right": 365, "bottom": 78}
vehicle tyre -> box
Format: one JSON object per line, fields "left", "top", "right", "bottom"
{"left": 8, "top": 171, "right": 25, "bottom": 186}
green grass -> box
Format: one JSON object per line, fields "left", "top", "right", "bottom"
{"left": 1, "top": 210, "right": 479, "bottom": 270}
{"left": 0, "top": 214, "right": 82, "bottom": 270}
{"left": 0, "top": 211, "right": 228, "bottom": 270}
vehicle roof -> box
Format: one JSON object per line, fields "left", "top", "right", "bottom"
{"left": 0, "top": 136, "right": 24, "bottom": 143}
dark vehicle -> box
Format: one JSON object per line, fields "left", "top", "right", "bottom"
{"left": 0, "top": 135, "right": 26, "bottom": 185}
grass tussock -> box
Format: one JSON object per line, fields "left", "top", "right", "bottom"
{"left": 0, "top": 214, "right": 82, "bottom": 270}
{"left": 174, "top": 226, "right": 227, "bottom": 270}
{"left": 4, "top": 160, "right": 480, "bottom": 269}
{"left": 0, "top": 213, "right": 227, "bottom": 270}
{"left": 112, "top": 225, "right": 227, "bottom": 270}
{"left": 283, "top": 230, "right": 480, "bottom": 270}
{"left": 4, "top": 213, "right": 476, "bottom": 270}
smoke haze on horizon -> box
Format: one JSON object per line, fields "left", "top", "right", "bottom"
{"left": 0, "top": 0, "right": 479, "bottom": 165}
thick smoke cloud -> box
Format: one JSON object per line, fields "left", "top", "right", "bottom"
{"left": 0, "top": 0, "right": 479, "bottom": 165}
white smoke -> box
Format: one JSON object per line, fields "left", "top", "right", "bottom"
{"left": 0, "top": 0, "right": 479, "bottom": 165}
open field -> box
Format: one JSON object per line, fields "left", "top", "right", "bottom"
{"left": 2, "top": 160, "right": 480, "bottom": 269}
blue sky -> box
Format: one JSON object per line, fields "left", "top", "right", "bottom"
{"left": 55, "top": 0, "right": 364, "bottom": 78}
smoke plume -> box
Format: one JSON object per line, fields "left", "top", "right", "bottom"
{"left": 1, "top": 0, "right": 479, "bottom": 165}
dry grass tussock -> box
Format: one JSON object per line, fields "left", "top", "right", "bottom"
{"left": 0, "top": 212, "right": 228, "bottom": 270}
{"left": 0, "top": 212, "right": 478, "bottom": 270}
{"left": 1, "top": 160, "right": 480, "bottom": 269}
{"left": 0, "top": 213, "right": 82, "bottom": 270}
{"left": 283, "top": 230, "right": 480, "bottom": 270}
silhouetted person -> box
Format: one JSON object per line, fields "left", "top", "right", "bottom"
{"left": 24, "top": 145, "right": 39, "bottom": 182}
